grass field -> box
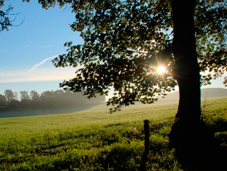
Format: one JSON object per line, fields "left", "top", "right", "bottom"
{"left": 0, "top": 97, "right": 227, "bottom": 170}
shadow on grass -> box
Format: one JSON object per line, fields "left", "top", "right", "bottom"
{"left": 0, "top": 104, "right": 99, "bottom": 118}
{"left": 169, "top": 116, "right": 227, "bottom": 171}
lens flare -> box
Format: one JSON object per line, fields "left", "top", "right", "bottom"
{"left": 157, "top": 66, "right": 166, "bottom": 74}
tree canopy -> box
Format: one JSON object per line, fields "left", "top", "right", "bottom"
{"left": 0, "top": 0, "right": 13, "bottom": 31}
{"left": 0, "top": 0, "right": 24, "bottom": 32}
{"left": 23, "top": 0, "right": 226, "bottom": 113}
{"left": 4, "top": 89, "right": 14, "bottom": 102}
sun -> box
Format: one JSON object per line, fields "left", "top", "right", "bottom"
{"left": 157, "top": 66, "right": 166, "bottom": 74}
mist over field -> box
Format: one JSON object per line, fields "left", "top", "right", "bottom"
{"left": 0, "top": 88, "right": 226, "bottom": 118}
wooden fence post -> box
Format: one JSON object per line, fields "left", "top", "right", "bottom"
{"left": 144, "top": 119, "right": 149, "bottom": 153}
{"left": 140, "top": 119, "right": 149, "bottom": 171}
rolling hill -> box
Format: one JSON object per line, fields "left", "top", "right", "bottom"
{"left": 132, "top": 88, "right": 227, "bottom": 106}
{"left": 163, "top": 88, "right": 227, "bottom": 100}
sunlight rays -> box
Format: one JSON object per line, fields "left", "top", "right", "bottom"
{"left": 157, "top": 66, "right": 166, "bottom": 74}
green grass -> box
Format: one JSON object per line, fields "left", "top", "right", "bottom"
{"left": 0, "top": 97, "right": 227, "bottom": 171}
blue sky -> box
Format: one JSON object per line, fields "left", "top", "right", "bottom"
{"left": 0, "top": 1, "right": 83, "bottom": 95}
{"left": 0, "top": 1, "right": 226, "bottom": 99}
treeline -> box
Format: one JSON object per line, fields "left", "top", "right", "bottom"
{"left": 0, "top": 89, "right": 105, "bottom": 111}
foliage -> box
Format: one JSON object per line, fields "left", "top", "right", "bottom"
{"left": 4, "top": 89, "right": 14, "bottom": 102}
{"left": 0, "top": 97, "right": 226, "bottom": 170}
{"left": 30, "top": 90, "right": 40, "bottom": 101}
{"left": 0, "top": 0, "right": 13, "bottom": 31}
{"left": 0, "top": 94, "right": 7, "bottom": 108}
{"left": 22, "top": 0, "right": 227, "bottom": 112}
{"left": 0, "top": 89, "right": 105, "bottom": 112}
{"left": 20, "top": 91, "right": 30, "bottom": 100}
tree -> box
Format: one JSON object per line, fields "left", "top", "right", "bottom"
{"left": 33, "top": 0, "right": 226, "bottom": 112}
{"left": 53, "top": 89, "right": 64, "bottom": 97}
{"left": 0, "top": 0, "right": 13, "bottom": 31}
{"left": 4, "top": 89, "right": 14, "bottom": 102}
{"left": 30, "top": 90, "right": 40, "bottom": 101}
{"left": 32, "top": 0, "right": 226, "bottom": 151}
{"left": 13, "top": 91, "right": 19, "bottom": 100}
{"left": 1, "top": 0, "right": 24, "bottom": 32}
{"left": 8, "top": 99, "right": 21, "bottom": 109}
{"left": 40, "top": 90, "right": 54, "bottom": 108}
{"left": 0, "top": 94, "right": 7, "bottom": 108}
{"left": 20, "top": 90, "right": 31, "bottom": 108}
{"left": 29, "top": 90, "right": 40, "bottom": 109}
{"left": 40, "top": 90, "right": 53, "bottom": 101}
{"left": 20, "top": 90, "right": 30, "bottom": 100}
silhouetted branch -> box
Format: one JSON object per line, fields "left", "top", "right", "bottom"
{"left": 0, "top": 5, "right": 24, "bottom": 32}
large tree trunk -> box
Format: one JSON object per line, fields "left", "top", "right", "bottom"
{"left": 169, "top": 0, "right": 202, "bottom": 149}
{"left": 168, "top": 1, "right": 213, "bottom": 166}
{"left": 172, "top": 0, "right": 201, "bottom": 121}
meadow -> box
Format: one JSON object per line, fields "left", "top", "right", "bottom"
{"left": 0, "top": 97, "right": 227, "bottom": 171}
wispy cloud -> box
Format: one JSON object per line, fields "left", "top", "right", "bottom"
{"left": 28, "top": 55, "right": 58, "bottom": 73}
{"left": 0, "top": 54, "right": 78, "bottom": 83}
{"left": 0, "top": 67, "right": 77, "bottom": 83}
{"left": 0, "top": 64, "right": 226, "bottom": 90}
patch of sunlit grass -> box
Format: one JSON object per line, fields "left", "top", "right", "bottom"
{"left": 0, "top": 97, "right": 226, "bottom": 170}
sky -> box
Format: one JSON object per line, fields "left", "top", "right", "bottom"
{"left": 0, "top": 1, "right": 226, "bottom": 99}
{"left": 0, "top": 1, "right": 83, "bottom": 95}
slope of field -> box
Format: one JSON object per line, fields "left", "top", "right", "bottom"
{"left": 155, "top": 87, "right": 227, "bottom": 104}
{"left": 1, "top": 88, "right": 226, "bottom": 118}
{"left": 84, "top": 88, "right": 227, "bottom": 111}
{"left": 0, "top": 97, "right": 227, "bottom": 170}
{"left": 0, "top": 104, "right": 100, "bottom": 118}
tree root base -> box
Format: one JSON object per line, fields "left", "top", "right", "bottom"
{"left": 169, "top": 118, "right": 227, "bottom": 171}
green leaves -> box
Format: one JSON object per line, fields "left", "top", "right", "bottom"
{"left": 195, "top": 0, "right": 227, "bottom": 85}
{"left": 0, "top": 4, "right": 13, "bottom": 32}
{"left": 35, "top": 0, "right": 226, "bottom": 111}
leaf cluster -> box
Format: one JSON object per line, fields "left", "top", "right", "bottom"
{"left": 25, "top": 0, "right": 227, "bottom": 111}
{"left": 195, "top": 0, "right": 227, "bottom": 85}
{"left": 0, "top": 1, "right": 13, "bottom": 32}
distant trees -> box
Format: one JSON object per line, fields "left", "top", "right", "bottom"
{"left": 0, "top": 94, "right": 7, "bottom": 109}
{"left": 20, "top": 91, "right": 31, "bottom": 108}
{"left": 30, "top": 90, "right": 40, "bottom": 101}
{"left": 20, "top": 91, "right": 30, "bottom": 100}
{"left": 4, "top": 89, "right": 14, "bottom": 102}
{"left": 8, "top": 99, "right": 21, "bottom": 110}
{"left": 13, "top": 91, "right": 19, "bottom": 100}
{"left": 0, "top": 89, "right": 105, "bottom": 111}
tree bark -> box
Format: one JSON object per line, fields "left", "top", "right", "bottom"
{"left": 169, "top": 2, "right": 206, "bottom": 162}
{"left": 172, "top": 0, "right": 201, "bottom": 121}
